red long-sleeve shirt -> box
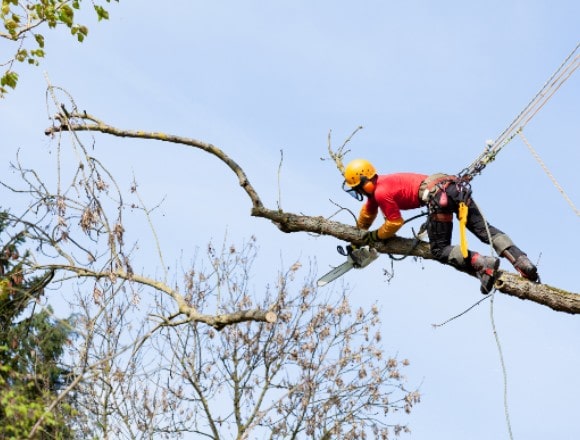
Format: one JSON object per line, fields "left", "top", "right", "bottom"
{"left": 358, "top": 173, "right": 427, "bottom": 238}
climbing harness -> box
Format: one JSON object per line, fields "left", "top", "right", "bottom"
{"left": 418, "top": 173, "right": 452, "bottom": 204}
{"left": 420, "top": 174, "right": 472, "bottom": 258}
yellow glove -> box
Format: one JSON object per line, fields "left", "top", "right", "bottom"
{"left": 365, "top": 218, "right": 404, "bottom": 243}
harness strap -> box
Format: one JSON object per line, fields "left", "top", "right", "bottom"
{"left": 430, "top": 212, "right": 453, "bottom": 222}
{"left": 419, "top": 173, "right": 457, "bottom": 204}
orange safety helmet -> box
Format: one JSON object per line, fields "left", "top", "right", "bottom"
{"left": 343, "top": 159, "right": 378, "bottom": 200}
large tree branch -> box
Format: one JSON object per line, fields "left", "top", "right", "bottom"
{"left": 45, "top": 112, "right": 580, "bottom": 315}
{"left": 252, "top": 207, "right": 580, "bottom": 314}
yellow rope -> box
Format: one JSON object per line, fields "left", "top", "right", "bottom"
{"left": 518, "top": 130, "right": 580, "bottom": 218}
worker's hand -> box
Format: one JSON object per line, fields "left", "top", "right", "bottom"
{"left": 363, "top": 229, "right": 381, "bottom": 245}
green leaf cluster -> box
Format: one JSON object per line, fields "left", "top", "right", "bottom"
{"left": 1, "top": 0, "right": 119, "bottom": 97}
{"left": 0, "top": 70, "right": 18, "bottom": 95}
{"left": 0, "top": 371, "right": 61, "bottom": 440}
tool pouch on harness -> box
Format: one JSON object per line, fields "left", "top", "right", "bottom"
{"left": 419, "top": 173, "right": 455, "bottom": 207}
{"left": 419, "top": 174, "right": 472, "bottom": 207}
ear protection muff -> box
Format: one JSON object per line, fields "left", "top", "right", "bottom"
{"left": 358, "top": 175, "right": 376, "bottom": 194}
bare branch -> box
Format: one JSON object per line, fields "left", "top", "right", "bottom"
{"left": 39, "top": 263, "right": 277, "bottom": 330}
{"left": 45, "top": 111, "right": 264, "bottom": 210}
{"left": 322, "top": 126, "right": 364, "bottom": 175}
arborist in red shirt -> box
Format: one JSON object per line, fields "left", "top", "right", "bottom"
{"left": 342, "top": 158, "right": 539, "bottom": 293}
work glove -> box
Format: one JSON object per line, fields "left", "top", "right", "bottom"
{"left": 363, "top": 229, "right": 381, "bottom": 245}
{"left": 364, "top": 218, "right": 403, "bottom": 245}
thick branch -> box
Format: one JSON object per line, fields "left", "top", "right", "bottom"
{"left": 44, "top": 114, "right": 580, "bottom": 315}
{"left": 252, "top": 206, "right": 580, "bottom": 314}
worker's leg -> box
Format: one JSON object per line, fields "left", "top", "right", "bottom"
{"left": 427, "top": 214, "right": 500, "bottom": 293}
{"left": 463, "top": 200, "right": 501, "bottom": 243}
{"left": 465, "top": 198, "right": 539, "bottom": 281}
{"left": 427, "top": 216, "right": 454, "bottom": 262}
{"left": 427, "top": 186, "right": 480, "bottom": 271}
{"left": 428, "top": 187, "right": 501, "bottom": 293}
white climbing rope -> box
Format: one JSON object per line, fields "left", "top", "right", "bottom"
{"left": 517, "top": 130, "right": 580, "bottom": 218}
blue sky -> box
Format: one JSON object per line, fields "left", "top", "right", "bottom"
{"left": 1, "top": 1, "right": 579, "bottom": 439}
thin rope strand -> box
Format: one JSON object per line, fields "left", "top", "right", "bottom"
{"left": 431, "top": 295, "right": 490, "bottom": 328}
{"left": 518, "top": 130, "right": 580, "bottom": 217}
{"left": 489, "top": 291, "right": 514, "bottom": 440}
{"left": 472, "top": 199, "right": 515, "bottom": 440}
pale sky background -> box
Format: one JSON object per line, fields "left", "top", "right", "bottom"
{"left": 1, "top": 1, "right": 579, "bottom": 439}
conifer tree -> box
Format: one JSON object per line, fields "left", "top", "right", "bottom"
{"left": 0, "top": 211, "right": 75, "bottom": 439}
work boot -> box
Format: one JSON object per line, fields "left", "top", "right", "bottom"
{"left": 513, "top": 255, "right": 539, "bottom": 282}
{"left": 501, "top": 247, "right": 539, "bottom": 282}
{"left": 471, "top": 253, "right": 500, "bottom": 294}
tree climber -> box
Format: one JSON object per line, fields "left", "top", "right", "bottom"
{"left": 343, "top": 158, "right": 539, "bottom": 293}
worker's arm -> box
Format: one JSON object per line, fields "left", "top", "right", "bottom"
{"left": 376, "top": 217, "right": 404, "bottom": 239}
{"left": 365, "top": 217, "right": 404, "bottom": 243}
{"left": 357, "top": 203, "right": 377, "bottom": 230}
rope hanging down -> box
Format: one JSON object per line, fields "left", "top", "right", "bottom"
{"left": 459, "top": 42, "right": 580, "bottom": 180}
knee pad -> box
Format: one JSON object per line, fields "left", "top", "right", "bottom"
{"left": 492, "top": 234, "right": 514, "bottom": 255}
{"left": 447, "top": 245, "right": 468, "bottom": 270}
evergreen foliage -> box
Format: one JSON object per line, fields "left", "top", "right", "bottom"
{"left": 0, "top": 211, "right": 75, "bottom": 439}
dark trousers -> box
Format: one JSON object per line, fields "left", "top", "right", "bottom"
{"left": 427, "top": 184, "right": 504, "bottom": 266}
